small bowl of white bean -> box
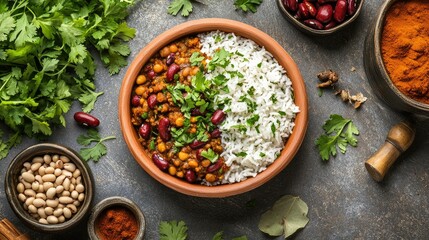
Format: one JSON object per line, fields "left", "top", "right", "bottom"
{"left": 4, "top": 143, "right": 94, "bottom": 232}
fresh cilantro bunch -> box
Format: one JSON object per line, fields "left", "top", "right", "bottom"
{"left": 315, "top": 114, "right": 359, "bottom": 161}
{"left": 0, "top": 0, "right": 136, "bottom": 159}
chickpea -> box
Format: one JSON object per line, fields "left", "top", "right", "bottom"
{"left": 194, "top": 167, "right": 201, "bottom": 173}
{"left": 177, "top": 58, "right": 185, "bottom": 64}
{"left": 160, "top": 104, "right": 169, "bottom": 113}
{"left": 173, "top": 159, "right": 181, "bottom": 167}
{"left": 191, "top": 67, "right": 200, "bottom": 76}
{"left": 205, "top": 173, "right": 216, "bottom": 183}
{"left": 153, "top": 64, "right": 163, "bottom": 73}
{"left": 135, "top": 86, "right": 146, "bottom": 96}
{"left": 168, "top": 166, "right": 177, "bottom": 176}
{"left": 190, "top": 117, "right": 198, "bottom": 123}
{"left": 156, "top": 92, "right": 166, "bottom": 103}
{"left": 175, "top": 117, "right": 184, "bottom": 127}
{"left": 176, "top": 171, "right": 184, "bottom": 178}
{"left": 178, "top": 152, "right": 189, "bottom": 161}
{"left": 201, "top": 160, "right": 211, "bottom": 168}
{"left": 136, "top": 75, "right": 146, "bottom": 85}
{"left": 160, "top": 47, "right": 170, "bottom": 58}
{"left": 169, "top": 44, "right": 178, "bottom": 53}
{"left": 182, "top": 67, "right": 191, "bottom": 77}
{"left": 157, "top": 142, "right": 166, "bottom": 153}
{"left": 189, "top": 127, "right": 197, "bottom": 134}
{"left": 188, "top": 160, "right": 198, "bottom": 169}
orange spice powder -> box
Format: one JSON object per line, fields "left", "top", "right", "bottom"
{"left": 381, "top": 0, "right": 429, "bottom": 104}
{"left": 96, "top": 207, "right": 138, "bottom": 240}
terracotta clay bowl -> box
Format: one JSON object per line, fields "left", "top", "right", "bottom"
{"left": 118, "top": 18, "right": 308, "bottom": 198}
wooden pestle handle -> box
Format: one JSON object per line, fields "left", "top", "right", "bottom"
{"left": 0, "top": 218, "right": 29, "bottom": 240}
{"left": 365, "top": 120, "right": 415, "bottom": 182}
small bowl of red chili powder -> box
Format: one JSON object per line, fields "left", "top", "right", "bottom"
{"left": 87, "top": 196, "right": 145, "bottom": 240}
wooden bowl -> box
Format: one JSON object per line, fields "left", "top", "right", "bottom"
{"left": 118, "top": 18, "right": 308, "bottom": 198}
{"left": 363, "top": 0, "right": 429, "bottom": 116}
{"left": 4, "top": 143, "right": 94, "bottom": 232}
{"left": 277, "top": 0, "right": 365, "bottom": 36}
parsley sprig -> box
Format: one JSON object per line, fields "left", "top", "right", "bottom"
{"left": 234, "top": 0, "right": 263, "bottom": 13}
{"left": 77, "top": 129, "right": 116, "bottom": 162}
{"left": 315, "top": 114, "right": 359, "bottom": 161}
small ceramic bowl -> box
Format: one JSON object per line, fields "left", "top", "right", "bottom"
{"left": 4, "top": 143, "right": 94, "bottom": 232}
{"left": 363, "top": 0, "right": 429, "bottom": 116}
{"left": 277, "top": 0, "right": 365, "bottom": 36}
{"left": 87, "top": 196, "right": 145, "bottom": 240}
{"left": 118, "top": 18, "right": 308, "bottom": 197}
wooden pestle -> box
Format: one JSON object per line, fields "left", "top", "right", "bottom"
{"left": 365, "top": 120, "right": 415, "bottom": 182}
{"left": 0, "top": 218, "right": 29, "bottom": 240}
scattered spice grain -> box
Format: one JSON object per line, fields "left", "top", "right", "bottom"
{"left": 96, "top": 207, "right": 138, "bottom": 240}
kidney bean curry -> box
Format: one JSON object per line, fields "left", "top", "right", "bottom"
{"left": 130, "top": 36, "right": 229, "bottom": 184}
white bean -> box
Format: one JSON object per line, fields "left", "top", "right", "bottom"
{"left": 25, "top": 197, "right": 35, "bottom": 206}
{"left": 62, "top": 170, "right": 72, "bottom": 178}
{"left": 21, "top": 179, "right": 31, "bottom": 189}
{"left": 43, "top": 182, "right": 54, "bottom": 190}
{"left": 46, "top": 199, "right": 59, "bottom": 208}
{"left": 55, "top": 160, "right": 64, "bottom": 169}
{"left": 63, "top": 208, "right": 72, "bottom": 219}
{"left": 22, "top": 172, "right": 35, "bottom": 183}
{"left": 63, "top": 178, "right": 70, "bottom": 191}
{"left": 59, "top": 196, "right": 73, "bottom": 204}
{"left": 44, "top": 167, "right": 54, "bottom": 174}
{"left": 73, "top": 200, "right": 81, "bottom": 207}
{"left": 39, "top": 218, "right": 48, "bottom": 224}
{"left": 38, "top": 166, "right": 46, "bottom": 176}
{"left": 47, "top": 216, "right": 58, "bottom": 224}
{"left": 56, "top": 186, "right": 64, "bottom": 194}
{"left": 49, "top": 162, "right": 55, "bottom": 168}
{"left": 66, "top": 204, "right": 77, "bottom": 213}
{"left": 44, "top": 207, "right": 54, "bottom": 216}
{"left": 37, "top": 185, "right": 44, "bottom": 193}
{"left": 75, "top": 184, "right": 85, "bottom": 193}
{"left": 33, "top": 199, "right": 46, "bottom": 208}
{"left": 24, "top": 189, "right": 36, "bottom": 197}
{"left": 28, "top": 205, "right": 37, "bottom": 213}
{"left": 52, "top": 154, "right": 59, "bottom": 162}
{"left": 31, "top": 181, "right": 39, "bottom": 191}
{"left": 38, "top": 208, "right": 47, "bottom": 219}
{"left": 55, "top": 175, "right": 66, "bottom": 186}
{"left": 60, "top": 155, "right": 70, "bottom": 163}
{"left": 18, "top": 193, "right": 26, "bottom": 202}
{"left": 63, "top": 163, "right": 76, "bottom": 172}
{"left": 30, "top": 162, "right": 42, "bottom": 172}
{"left": 36, "top": 193, "right": 47, "bottom": 200}
{"left": 73, "top": 169, "right": 81, "bottom": 178}
{"left": 78, "top": 193, "right": 85, "bottom": 202}
{"left": 71, "top": 191, "right": 78, "bottom": 199}
{"left": 34, "top": 175, "right": 43, "bottom": 184}
{"left": 23, "top": 162, "right": 31, "bottom": 170}
{"left": 43, "top": 154, "right": 52, "bottom": 164}
{"left": 69, "top": 184, "right": 75, "bottom": 192}
{"left": 32, "top": 157, "right": 44, "bottom": 164}
{"left": 17, "top": 183, "right": 25, "bottom": 193}
{"left": 42, "top": 174, "right": 56, "bottom": 182}
{"left": 61, "top": 191, "right": 70, "bottom": 197}
{"left": 76, "top": 176, "right": 82, "bottom": 185}
{"left": 58, "top": 215, "right": 65, "bottom": 223}
{"left": 54, "top": 168, "right": 62, "bottom": 177}
{"left": 46, "top": 187, "right": 56, "bottom": 199}
{"left": 53, "top": 208, "right": 63, "bottom": 217}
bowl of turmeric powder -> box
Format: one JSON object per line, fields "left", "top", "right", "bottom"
{"left": 364, "top": 0, "right": 429, "bottom": 116}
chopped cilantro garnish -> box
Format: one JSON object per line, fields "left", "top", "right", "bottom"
{"left": 208, "top": 48, "right": 231, "bottom": 71}
{"left": 271, "top": 123, "right": 276, "bottom": 136}
{"left": 232, "top": 124, "right": 247, "bottom": 133}
{"left": 279, "top": 111, "right": 286, "bottom": 116}
{"left": 247, "top": 86, "right": 255, "bottom": 96}
{"left": 246, "top": 114, "right": 260, "bottom": 127}
{"left": 270, "top": 94, "right": 278, "bottom": 103}
{"left": 141, "top": 112, "right": 148, "bottom": 119}
{"left": 190, "top": 52, "right": 205, "bottom": 66}
{"left": 257, "top": 62, "right": 262, "bottom": 68}
{"left": 259, "top": 152, "right": 266, "bottom": 157}
{"left": 235, "top": 152, "right": 247, "bottom": 157}
{"left": 201, "top": 148, "right": 219, "bottom": 163}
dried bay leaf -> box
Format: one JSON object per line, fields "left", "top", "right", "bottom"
{"left": 258, "top": 195, "right": 309, "bottom": 239}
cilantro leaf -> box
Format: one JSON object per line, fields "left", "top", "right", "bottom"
{"left": 190, "top": 52, "right": 205, "bottom": 66}
{"left": 208, "top": 48, "right": 231, "bottom": 71}
{"left": 77, "top": 129, "right": 115, "bottom": 162}
{"left": 168, "top": 0, "right": 193, "bottom": 17}
{"left": 315, "top": 114, "right": 359, "bottom": 161}
{"left": 212, "top": 231, "right": 224, "bottom": 240}
{"left": 201, "top": 148, "right": 219, "bottom": 163}
{"left": 234, "top": 0, "right": 263, "bottom": 13}
{"left": 0, "top": 13, "right": 16, "bottom": 41}
{"left": 159, "top": 220, "right": 188, "bottom": 240}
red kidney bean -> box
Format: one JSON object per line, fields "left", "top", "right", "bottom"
{"left": 143, "top": 65, "right": 152, "bottom": 72}
{"left": 189, "top": 140, "right": 206, "bottom": 150}
{"left": 303, "top": 19, "right": 324, "bottom": 30}
{"left": 139, "top": 123, "right": 151, "bottom": 140}
{"left": 210, "top": 128, "right": 221, "bottom": 138}
{"left": 152, "top": 153, "right": 169, "bottom": 171}
{"left": 74, "top": 112, "right": 100, "bottom": 127}
{"left": 166, "top": 53, "right": 175, "bottom": 66}
{"left": 147, "top": 70, "right": 156, "bottom": 80}
{"left": 191, "top": 108, "right": 203, "bottom": 116}
{"left": 196, "top": 149, "right": 204, "bottom": 161}
{"left": 211, "top": 110, "right": 225, "bottom": 125}
{"left": 147, "top": 94, "right": 157, "bottom": 109}
{"left": 304, "top": 0, "right": 317, "bottom": 17}
{"left": 158, "top": 118, "right": 171, "bottom": 141}
{"left": 334, "top": 0, "right": 347, "bottom": 23}
{"left": 347, "top": 0, "right": 356, "bottom": 16}
{"left": 298, "top": 3, "right": 310, "bottom": 19}
{"left": 317, "top": 0, "right": 337, "bottom": 3}
{"left": 207, "top": 159, "right": 224, "bottom": 173}
{"left": 185, "top": 170, "right": 196, "bottom": 183}
{"left": 324, "top": 21, "right": 337, "bottom": 29}
{"left": 131, "top": 95, "right": 141, "bottom": 107}
{"left": 283, "top": 0, "right": 298, "bottom": 12}
{"left": 166, "top": 64, "right": 180, "bottom": 82}
{"left": 316, "top": 4, "right": 333, "bottom": 23}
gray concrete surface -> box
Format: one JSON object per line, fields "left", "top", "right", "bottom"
{"left": 1, "top": 0, "right": 429, "bottom": 239}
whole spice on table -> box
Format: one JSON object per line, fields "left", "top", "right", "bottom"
{"left": 96, "top": 207, "right": 138, "bottom": 240}
{"left": 381, "top": 0, "right": 429, "bottom": 104}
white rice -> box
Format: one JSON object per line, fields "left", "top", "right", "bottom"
{"left": 199, "top": 31, "right": 299, "bottom": 184}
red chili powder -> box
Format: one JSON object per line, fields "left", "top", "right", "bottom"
{"left": 96, "top": 206, "right": 138, "bottom": 240}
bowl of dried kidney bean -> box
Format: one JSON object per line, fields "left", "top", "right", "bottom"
{"left": 277, "top": 0, "right": 365, "bottom": 35}
{"left": 118, "top": 18, "right": 308, "bottom": 198}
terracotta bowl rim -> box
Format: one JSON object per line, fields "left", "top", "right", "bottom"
{"left": 118, "top": 18, "right": 308, "bottom": 198}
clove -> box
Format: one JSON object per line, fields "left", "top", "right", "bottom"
{"left": 317, "top": 69, "right": 339, "bottom": 88}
